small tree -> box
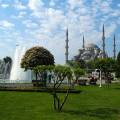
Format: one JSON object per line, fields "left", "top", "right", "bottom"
{"left": 34, "top": 65, "right": 54, "bottom": 86}
{"left": 73, "top": 68, "right": 85, "bottom": 83}
{"left": 34, "top": 65, "right": 73, "bottom": 111}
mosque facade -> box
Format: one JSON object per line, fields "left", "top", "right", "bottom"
{"left": 64, "top": 25, "right": 116, "bottom": 63}
{"left": 73, "top": 43, "right": 107, "bottom": 62}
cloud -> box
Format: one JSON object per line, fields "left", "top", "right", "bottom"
{"left": 0, "top": 0, "right": 119, "bottom": 63}
{"left": 105, "top": 23, "right": 117, "bottom": 38}
{"left": 68, "top": 0, "right": 84, "bottom": 10}
{"left": 22, "top": 19, "right": 38, "bottom": 28}
{"left": 49, "top": 0, "right": 56, "bottom": 7}
{"left": 23, "top": 0, "right": 118, "bottom": 63}
{"left": 10, "top": 11, "right": 27, "bottom": 19}
{"left": 14, "top": 0, "right": 26, "bottom": 10}
{"left": 18, "top": 11, "right": 27, "bottom": 18}
{"left": 0, "top": 20, "right": 14, "bottom": 28}
{"left": 28, "top": 0, "right": 44, "bottom": 11}
{"left": 1, "top": 4, "right": 9, "bottom": 8}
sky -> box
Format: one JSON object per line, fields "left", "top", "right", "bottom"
{"left": 0, "top": 0, "right": 120, "bottom": 64}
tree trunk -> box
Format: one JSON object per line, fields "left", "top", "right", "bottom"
{"left": 53, "top": 93, "right": 56, "bottom": 110}
{"left": 59, "top": 88, "right": 70, "bottom": 111}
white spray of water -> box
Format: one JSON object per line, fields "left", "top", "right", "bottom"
{"left": 10, "top": 45, "right": 31, "bottom": 83}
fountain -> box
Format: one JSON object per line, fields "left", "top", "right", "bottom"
{"left": 10, "top": 45, "right": 32, "bottom": 83}
{"left": 0, "top": 59, "right": 11, "bottom": 81}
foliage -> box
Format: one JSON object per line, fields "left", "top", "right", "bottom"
{"left": 75, "top": 59, "right": 86, "bottom": 69}
{"left": 67, "top": 60, "right": 86, "bottom": 69}
{"left": 116, "top": 52, "right": 120, "bottom": 77}
{"left": 117, "top": 51, "right": 120, "bottom": 62}
{"left": 34, "top": 65, "right": 73, "bottom": 111}
{"left": 73, "top": 68, "right": 85, "bottom": 81}
{"left": 21, "top": 46, "right": 54, "bottom": 70}
{"left": 115, "top": 63, "right": 120, "bottom": 77}
{"left": 52, "top": 65, "right": 73, "bottom": 111}
{"left": 53, "top": 65, "right": 73, "bottom": 82}
{"left": 3, "top": 56, "right": 12, "bottom": 64}
{"left": 94, "top": 58, "right": 116, "bottom": 82}
{"left": 34, "top": 65, "right": 54, "bottom": 73}
{"left": 86, "top": 60, "right": 95, "bottom": 70}
{"left": 2, "top": 56, "right": 12, "bottom": 75}
{"left": 94, "top": 58, "right": 116, "bottom": 73}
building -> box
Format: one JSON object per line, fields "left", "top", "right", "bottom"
{"left": 73, "top": 43, "right": 107, "bottom": 62}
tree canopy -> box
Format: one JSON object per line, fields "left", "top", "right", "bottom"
{"left": 94, "top": 58, "right": 116, "bottom": 73}
{"left": 3, "top": 56, "right": 12, "bottom": 64}
{"left": 117, "top": 51, "right": 120, "bottom": 62}
{"left": 34, "top": 65, "right": 73, "bottom": 111}
{"left": 67, "top": 60, "right": 86, "bottom": 69}
{"left": 115, "top": 52, "right": 120, "bottom": 77}
{"left": 21, "top": 46, "right": 54, "bottom": 70}
{"left": 73, "top": 68, "right": 85, "bottom": 81}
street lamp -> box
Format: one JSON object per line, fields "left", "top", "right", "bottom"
{"left": 99, "top": 69, "right": 102, "bottom": 87}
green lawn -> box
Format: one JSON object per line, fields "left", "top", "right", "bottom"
{"left": 0, "top": 84, "right": 120, "bottom": 120}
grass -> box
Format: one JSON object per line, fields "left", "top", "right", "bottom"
{"left": 0, "top": 84, "right": 120, "bottom": 120}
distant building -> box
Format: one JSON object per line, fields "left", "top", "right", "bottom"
{"left": 73, "top": 43, "right": 107, "bottom": 62}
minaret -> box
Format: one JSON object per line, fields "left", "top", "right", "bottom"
{"left": 82, "top": 35, "right": 85, "bottom": 49}
{"left": 113, "top": 34, "right": 116, "bottom": 60}
{"left": 65, "top": 28, "right": 69, "bottom": 63}
{"left": 102, "top": 24, "right": 105, "bottom": 58}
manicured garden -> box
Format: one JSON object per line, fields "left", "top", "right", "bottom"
{"left": 0, "top": 83, "right": 120, "bottom": 120}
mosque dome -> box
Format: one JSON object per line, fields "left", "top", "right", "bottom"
{"left": 85, "top": 43, "right": 99, "bottom": 50}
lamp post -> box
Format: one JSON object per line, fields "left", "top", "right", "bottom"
{"left": 99, "top": 69, "right": 102, "bottom": 87}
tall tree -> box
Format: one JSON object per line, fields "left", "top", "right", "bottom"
{"left": 21, "top": 46, "right": 54, "bottom": 70}
{"left": 21, "top": 46, "right": 54, "bottom": 81}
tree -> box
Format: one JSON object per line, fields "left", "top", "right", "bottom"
{"left": 75, "top": 59, "right": 86, "bottom": 69}
{"left": 73, "top": 68, "right": 85, "bottom": 83}
{"left": 3, "top": 56, "right": 12, "bottom": 75}
{"left": 94, "top": 58, "right": 116, "bottom": 84}
{"left": 34, "top": 65, "right": 73, "bottom": 112}
{"left": 117, "top": 51, "right": 120, "bottom": 62}
{"left": 116, "top": 52, "right": 120, "bottom": 77}
{"left": 3, "top": 56, "right": 12, "bottom": 64}
{"left": 67, "top": 60, "right": 86, "bottom": 69}
{"left": 34, "top": 65, "right": 54, "bottom": 86}
{"left": 21, "top": 46, "right": 54, "bottom": 81}
{"left": 21, "top": 46, "right": 54, "bottom": 70}
{"left": 94, "top": 58, "right": 116, "bottom": 73}
{"left": 86, "top": 60, "right": 95, "bottom": 70}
